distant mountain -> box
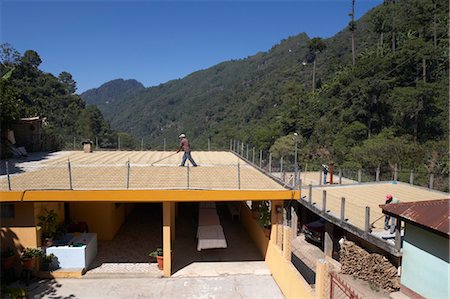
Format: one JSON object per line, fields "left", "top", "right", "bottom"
{"left": 82, "top": 0, "right": 448, "bottom": 159}
{"left": 81, "top": 9, "right": 377, "bottom": 148}
{"left": 80, "top": 79, "right": 145, "bottom": 119}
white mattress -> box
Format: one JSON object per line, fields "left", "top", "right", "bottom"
{"left": 196, "top": 225, "right": 227, "bottom": 251}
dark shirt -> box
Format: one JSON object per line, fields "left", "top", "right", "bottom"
{"left": 180, "top": 138, "right": 191, "bottom": 152}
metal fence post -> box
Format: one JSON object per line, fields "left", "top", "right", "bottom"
{"left": 126, "top": 160, "right": 130, "bottom": 189}
{"left": 358, "top": 169, "right": 362, "bottom": 183}
{"left": 187, "top": 164, "right": 190, "bottom": 189}
{"left": 237, "top": 160, "right": 241, "bottom": 190}
{"left": 73, "top": 137, "right": 76, "bottom": 150}
{"left": 164, "top": 138, "right": 166, "bottom": 151}
{"left": 365, "top": 206, "right": 371, "bottom": 233}
{"left": 340, "top": 197, "right": 345, "bottom": 221}
{"left": 208, "top": 137, "right": 211, "bottom": 151}
{"left": 269, "top": 153, "right": 272, "bottom": 174}
{"left": 252, "top": 147, "right": 255, "bottom": 164}
{"left": 339, "top": 168, "right": 342, "bottom": 184}
{"left": 241, "top": 142, "right": 244, "bottom": 155}
{"left": 96, "top": 137, "right": 99, "bottom": 150}
{"left": 246, "top": 144, "right": 249, "bottom": 160}
{"left": 68, "top": 159, "right": 73, "bottom": 190}
{"left": 259, "top": 150, "right": 262, "bottom": 168}
{"left": 308, "top": 184, "right": 312, "bottom": 204}
{"left": 409, "top": 170, "right": 414, "bottom": 185}
{"left": 319, "top": 170, "right": 323, "bottom": 186}
{"left": 376, "top": 165, "right": 380, "bottom": 182}
{"left": 6, "top": 161, "right": 11, "bottom": 191}
{"left": 118, "top": 135, "right": 121, "bottom": 151}
{"left": 322, "top": 190, "right": 327, "bottom": 212}
{"left": 229, "top": 139, "right": 232, "bottom": 151}
{"left": 394, "top": 164, "right": 398, "bottom": 181}
{"left": 141, "top": 138, "right": 144, "bottom": 151}
{"left": 429, "top": 173, "right": 434, "bottom": 189}
{"left": 237, "top": 141, "right": 240, "bottom": 155}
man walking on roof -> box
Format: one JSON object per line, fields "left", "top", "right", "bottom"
{"left": 177, "top": 134, "right": 198, "bottom": 167}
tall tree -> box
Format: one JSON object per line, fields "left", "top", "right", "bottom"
{"left": 349, "top": 0, "right": 356, "bottom": 65}
{"left": 308, "top": 37, "right": 327, "bottom": 91}
{"left": 58, "top": 72, "right": 77, "bottom": 94}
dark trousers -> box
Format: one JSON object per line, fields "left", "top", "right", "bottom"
{"left": 181, "top": 151, "right": 197, "bottom": 166}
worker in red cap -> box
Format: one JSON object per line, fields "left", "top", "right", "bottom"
{"left": 384, "top": 194, "right": 399, "bottom": 233}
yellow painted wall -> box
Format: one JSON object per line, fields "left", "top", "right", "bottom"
{"left": 69, "top": 202, "right": 125, "bottom": 240}
{"left": 241, "top": 203, "right": 269, "bottom": 257}
{"left": 1, "top": 226, "right": 39, "bottom": 250}
{"left": 1, "top": 202, "right": 39, "bottom": 250}
{"left": 265, "top": 242, "right": 314, "bottom": 299}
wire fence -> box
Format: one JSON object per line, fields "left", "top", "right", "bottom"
{"left": 1, "top": 137, "right": 448, "bottom": 192}
{"left": 0, "top": 162, "right": 286, "bottom": 191}
{"left": 229, "top": 139, "right": 449, "bottom": 192}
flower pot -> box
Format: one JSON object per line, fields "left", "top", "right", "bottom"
{"left": 1, "top": 255, "right": 15, "bottom": 270}
{"left": 156, "top": 256, "right": 164, "bottom": 270}
{"left": 21, "top": 257, "right": 36, "bottom": 270}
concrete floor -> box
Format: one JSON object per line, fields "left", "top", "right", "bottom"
{"left": 26, "top": 275, "right": 285, "bottom": 299}
{"left": 85, "top": 202, "right": 265, "bottom": 277}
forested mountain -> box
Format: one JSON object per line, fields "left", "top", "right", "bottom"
{"left": 0, "top": 45, "right": 118, "bottom": 152}
{"left": 83, "top": 0, "right": 448, "bottom": 181}
{"left": 81, "top": 79, "right": 144, "bottom": 119}
{"left": 2, "top": 0, "right": 448, "bottom": 189}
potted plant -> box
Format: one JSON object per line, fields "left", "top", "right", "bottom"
{"left": 1, "top": 247, "right": 16, "bottom": 270}
{"left": 149, "top": 247, "right": 164, "bottom": 270}
{"left": 41, "top": 253, "right": 56, "bottom": 271}
{"left": 251, "top": 201, "right": 260, "bottom": 219}
{"left": 258, "top": 201, "right": 271, "bottom": 238}
{"left": 37, "top": 209, "right": 59, "bottom": 246}
{"left": 20, "top": 248, "right": 42, "bottom": 270}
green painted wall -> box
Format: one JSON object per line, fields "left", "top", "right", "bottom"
{"left": 401, "top": 223, "right": 449, "bottom": 299}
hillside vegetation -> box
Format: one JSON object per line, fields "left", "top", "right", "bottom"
{"left": 82, "top": 0, "right": 448, "bottom": 190}
{"left": 0, "top": 46, "right": 119, "bottom": 152}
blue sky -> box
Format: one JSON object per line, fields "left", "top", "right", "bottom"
{"left": 1, "top": 0, "right": 382, "bottom": 93}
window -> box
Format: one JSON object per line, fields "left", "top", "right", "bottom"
{"left": 0, "top": 204, "right": 15, "bottom": 219}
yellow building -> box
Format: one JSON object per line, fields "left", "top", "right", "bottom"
{"left": 0, "top": 150, "right": 314, "bottom": 299}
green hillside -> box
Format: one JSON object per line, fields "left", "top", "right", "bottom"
{"left": 82, "top": 1, "right": 450, "bottom": 189}
{"left": 0, "top": 45, "right": 118, "bottom": 153}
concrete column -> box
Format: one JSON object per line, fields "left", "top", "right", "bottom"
{"left": 282, "top": 226, "right": 292, "bottom": 261}
{"left": 291, "top": 206, "right": 298, "bottom": 237}
{"left": 271, "top": 201, "right": 283, "bottom": 249}
{"left": 315, "top": 259, "right": 329, "bottom": 299}
{"left": 395, "top": 218, "right": 401, "bottom": 251}
{"left": 170, "top": 202, "right": 176, "bottom": 242}
{"left": 324, "top": 221, "right": 333, "bottom": 258}
{"left": 319, "top": 170, "right": 323, "bottom": 186}
{"left": 163, "top": 202, "right": 172, "bottom": 277}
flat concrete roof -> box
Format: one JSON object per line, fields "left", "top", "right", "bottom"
{"left": 303, "top": 182, "right": 449, "bottom": 233}
{"left": 1, "top": 151, "right": 288, "bottom": 191}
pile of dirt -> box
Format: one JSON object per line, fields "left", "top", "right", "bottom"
{"left": 339, "top": 240, "right": 400, "bottom": 292}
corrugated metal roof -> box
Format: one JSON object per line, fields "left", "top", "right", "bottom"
{"left": 380, "top": 199, "right": 450, "bottom": 236}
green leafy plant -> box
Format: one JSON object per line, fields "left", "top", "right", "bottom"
{"left": 148, "top": 247, "right": 163, "bottom": 258}
{"left": 37, "top": 209, "right": 59, "bottom": 239}
{"left": 258, "top": 201, "right": 271, "bottom": 228}
{"left": 42, "top": 253, "right": 56, "bottom": 264}
{"left": 21, "top": 248, "right": 42, "bottom": 259}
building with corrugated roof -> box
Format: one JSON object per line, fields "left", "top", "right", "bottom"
{"left": 380, "top": 199, "right": 449, "bottom": 299}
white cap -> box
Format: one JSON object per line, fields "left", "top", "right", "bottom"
{"left": 179, "top": 134, "right": 186, "bottom": 138}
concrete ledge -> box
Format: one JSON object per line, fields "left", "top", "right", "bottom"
{"left": 38, "top": 268, "right": 85, "bottom": 279}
